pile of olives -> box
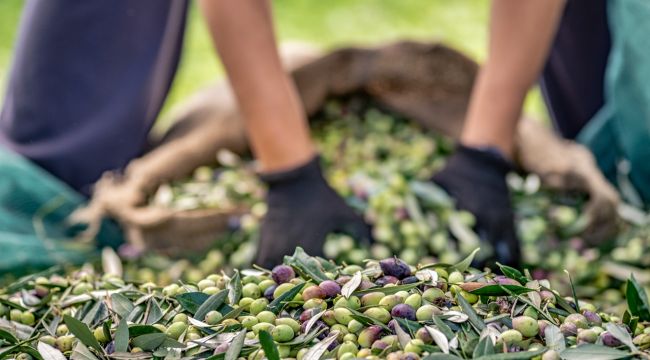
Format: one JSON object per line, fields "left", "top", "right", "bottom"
{"left": 1, "top": 248, "right": 648, "bottom": 359}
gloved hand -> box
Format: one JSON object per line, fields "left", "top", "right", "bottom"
{"left": 432, "top": 144, "right": 522, "bottom": 267}
{"left": 255, "top": 155, "right": 372, "bottom": 268}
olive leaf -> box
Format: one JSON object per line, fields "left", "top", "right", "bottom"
{"left": 468, "top": 284, "right": 533, "bottom": 297}
{"left": 114, "top": 318, "right": 129, "bottom": 353}
{"left": 81, "top": 301, "right": 107, "bottom": 327}
{"left": 473, "top": 347, "right": 546, "bottom": 360}
{"left": 0, "top": 328, "right": 18, "bottom": 344}
{"left": 102, "top": 247, "right": 123, "bottom": 278}
{"left": 267, "top": 283, "right": 305, "bottom": 315}
{"left": 0, "top": 344, "right": 43, "bottom": 360}
{"left": 175, "top": 292, "right": 210, "bottom": 314}
{"left": 108, "top": 352, "right": 153, "bottom": 359}
{"left": 303, "top": 331, "right": 339, "bottom": 360}
{"left": 456, "top": 294, "right": 485, "bottom": 331}
{"left": 544, "top": 324, "right": 565, "bottom": 352}
{"left": 496, "top": 263, "right": 528, "bottom": 285}
{"left": 472, "top": 336, "right": 495, "bottom": 358}
{"left": 63, "top": 315, "right": 104, "bottom": 354}
{"left": 395, "top": 317, "right": 423, "bottom": 333}
{"left": 225, "top": 330, "right": 246, "bottom": 360}
{"left": 38, "top": 341, "right": 67, "bottom": 360}
{"left": 626, "top": 274, "right": 650, "bottom": 321}
{"left": 283, "top": 247, "right": 330, "bottom": 284}
{"left": 227, "top": 271, "right": 242, "bottom": 305}
{"left": 127, "top": 324, "right": 162, "bottom": 337}
{"left": 564, "top": 270, "right": 581, "bottom": 313}
{"left": 258, "top": 330, "right": 280, "bottom": 360}
{"left": 341, "top": 271, "right": 362, "bottom": 298}
{"left": 110, "top": 293, "right": 134, "bottom": 319}
{"left": 282, "top": 327, "right": 327, "bottom": 346}
{"left": 303, "top": 310, "right": 325, "bottom": 334}
{"left": 195, "top": 289, "right": 229, "bottom": 321}
{"left": 131, "top": 333, "right": 167, "bottom": 351}
{"left": 415, "top": 269, "right": 439, "bottom": 285}
{"left": 426, "top": 326, "right": 450, "bottom": 354}
{"left": 432, "top": 315, "right": 456, "bottom": 340}
{"left": 70, "top": 342, "right": 100, "bottom": 360}
{"left": 0, "top": 297, "right": 28, "bottom": 311}
{"left": 450, "top": 248, "right": 480, "bottom": 274}
{"left": 605, "top": 323, "right": 637, "bottom": 352}
{"left": 352, "top": 282, "right": 421, "bottom": 296}
{"left": 221, "top": 306, "right": 245, "bottom": 321}
{"left": 4, "top": 266, "right": 61, "bottom": 294}
{"left": 559, "top": 344, "right": 631, "bottom": 359}
{"left": 144, "top": 299, "right": 163, "bottom": 325}
{"left": 422, "top": 354, "right": 463, "bottom": 360}
{"left": 394, "top": 319, "right": 412, "bottom": 349}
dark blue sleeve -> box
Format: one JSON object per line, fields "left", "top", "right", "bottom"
{"left": 541, "top": 0, "right": 611, "bottom": 140}
{"left": 0, "top": 0, "right": 188, "bottom": 194}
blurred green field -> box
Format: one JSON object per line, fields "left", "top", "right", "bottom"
{"left": 0, "top": 0, "right": 547, "bottom": 125}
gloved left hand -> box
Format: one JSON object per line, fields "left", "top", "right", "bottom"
{"left": 432, "top": 144, "right": 522, "bottom": 267}
{"left": 255, "top": 155, "right": 372, "bottom": 268}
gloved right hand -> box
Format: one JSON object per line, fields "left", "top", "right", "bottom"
{"left": 432, "top": 144, "right": 522, "bottom": 267}
{"left": 255, "top": 155, "right": 372, "bottom": 268}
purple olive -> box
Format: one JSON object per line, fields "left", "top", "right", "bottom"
{"left": 327, "top": 340, "right": 339, "bottom": 351}
{"left": 582, "top": 311, "right": 602, "bottom": 326}
{"left": 264, "top": 285, "right": 277, "bottom": 301}
{"left": 391, "top": 304, "right": 416, "bottom": 321}
{"left": 299, "top": 308, "right": 320, "bottom": 323}
{"left": 401, "top": 276, "right": 419, "bottom": 285}
{"left": 315, "top": 321, "right": 330, "bottom": 339}
{"left": 271, "top": 265, "right": 295, "bottom": 284}
{"left": 493, "top": 276, "right": 522, "bottom": 286}
{"left": 379, "top": 258, "right": 411, "bottom": 279}
{"left": 319, "top": 280, "right": 342, "bottom": 298}
{"left": 105, "top": 341, "right": 115, "bottom": 355}
{"left": 360, "top": 279, "right": 376, "bottom": 290}
{"left": 371, "top": 340, "right": 390, "bottom": 354}
{"left": 376, "top": 276, "right": 400, "bottom": 286}
{"left": 560, "top": 322, "right": 577, "bottom": 337}
{"left": 359, "top": 325, "right": 384, "bottom": 348}
{"left": 601, "top": 331, "right": 623, "bottom": 347}
{"left": 538, "top": 320, "right": 551, "bottom": 337}
{"left": 415, "top": 327, "right": 433, "bottom": 343}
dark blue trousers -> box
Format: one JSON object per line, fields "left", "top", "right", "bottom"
{"left": 0, "top": 0, "right": 609, "bottom": 194}
{"left": 0, "top": 0, "right": 188, "bottom": 194}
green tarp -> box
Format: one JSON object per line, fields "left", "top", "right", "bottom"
{"left": 0, "top": 146, "right": 122, "bottom": 275}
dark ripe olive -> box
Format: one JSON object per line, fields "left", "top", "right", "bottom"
{"left": 318, "top": 280, "right": 341, "bottom": 298}
{"left": 264, "top": 285, "right": 277, "bottom": 301}
{"left": 376, "top": 276, "right": 400, "bottom": 286}
{"left": 391, "top": 304, "right": 416, "bottom": 321}
{"left": 379, "top": 258, "right": 411, "bottom": 279}
{"left": 271, "top": 265, "right": 295, "bottom": 284}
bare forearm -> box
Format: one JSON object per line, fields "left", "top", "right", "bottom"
{"left": 199, "top": 0, "right": 314, "bottom": 172}
{"left": 461, "top": 0, "right": 566, "bottom": 157}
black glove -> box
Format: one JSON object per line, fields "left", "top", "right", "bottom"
{"left": 255, "top": 155, "right": 372, "bottom": 268}
{"left": 432, "top": 144, "right": 522, "bottom": 267}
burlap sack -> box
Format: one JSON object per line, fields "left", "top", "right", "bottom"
{"left": 73, "top": 41, "right": 619, "bottom": 255}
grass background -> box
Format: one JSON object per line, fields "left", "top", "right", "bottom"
{"left": 0, "top": 0, "right": 547, "bottom": 126}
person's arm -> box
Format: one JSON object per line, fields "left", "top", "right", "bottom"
{"left": 461, "top": 0, "right": 566, "bottom": 158}
{"left": 198, "top": 0, "right": 314, "bottom": 172}
{"left": 199, "top": 1, "right": 371, "bottom": 267}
